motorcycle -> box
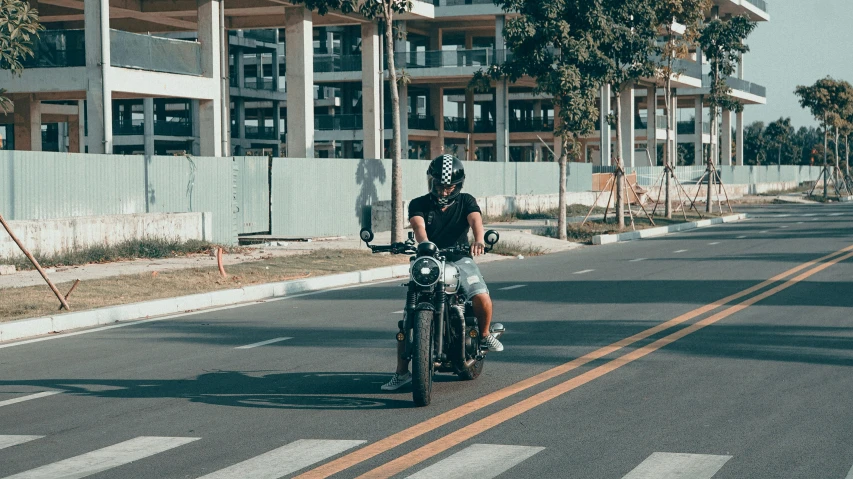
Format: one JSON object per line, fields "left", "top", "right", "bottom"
{"left": 359, "top": 228, "right": 504, "bottom": 407}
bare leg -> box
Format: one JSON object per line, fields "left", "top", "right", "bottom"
{"left": 472, "top": 293, "right": 493, "bottom": 338}
{"left": 395, "top": 341, "right": 410, "bottom": 375}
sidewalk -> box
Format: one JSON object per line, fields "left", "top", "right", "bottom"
{"left": 0, "top": 223, "right": 582, "bottom": 290}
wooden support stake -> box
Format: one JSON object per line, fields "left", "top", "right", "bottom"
{"left": 0, "top": 213, "right": 70, "bottom": 311}
{"left": 582, "top": 175, "right": 615, "bottom": 226}
{"left": 217, "top": 247, "right": 227, "bottom": 278}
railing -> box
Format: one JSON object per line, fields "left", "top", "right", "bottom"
{"left": 113, "top": 120, "right": 144, "bottom": 136}
{"left": 314, "top": 54, "right": 362, "bottom": 73}
{"left": 744, "top": 0, "right": 768, "bottom": 13}
{"left": 390, "top": 49, "right": 509, "bottom": 69}
{"left": 702, "top": 75, "right": 767, "bottom": 98}
{"left": 155, "top": 119, "right": 192, "bottom": 137}
{"left": 315, "top": 114, "right": 363, "bottom": 131}
{"left": 17, "top": 30, "right": 85, "bottom": 68}
{"left": 510, "top": 117, "right": 554, "bottom": 132}
{"left": 473, "top": 117, "right": 495, "bottom": 133}
{"left": 677, "top": 120, "right": 711, "bottom": 135}
{"left": 444, "top": 116, "right": 468, "bottom": 133}
{"left": 434, "top": 0, "right": 496, "bottom": 5}
{"left": 239, "top": 29, "right": 278, "bottom": 44}
{"left": 110, "top": 30, "right": 202, "bottom": 76}
{"left": 243, "top": 77, "right": 276, "bottom": 91}
{"left": 245, "top": 125, "right": 277, "bottom": 140}
{"left": 636, "top": 115, "right": 669, "bottom": 130}
{"left": 409, "top": 114, "right": 436, "bottom": 130}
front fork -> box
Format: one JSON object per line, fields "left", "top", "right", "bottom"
{"left": 397, "top": 286, "right": 418, "bottom": 360}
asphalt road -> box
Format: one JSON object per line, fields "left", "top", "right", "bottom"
{"left": 1, "top": 202, "right": 852, "bottom": 479}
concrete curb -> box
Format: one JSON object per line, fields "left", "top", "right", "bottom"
{"left": 592, "top": 213, "right": 748, "bottom": 245}
{"left": 0, "top": 264, "right": 412, "bottom": 344}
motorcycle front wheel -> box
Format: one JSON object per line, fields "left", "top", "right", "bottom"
{"left": 412, "top": 309, "right": 434, "bottom": 407}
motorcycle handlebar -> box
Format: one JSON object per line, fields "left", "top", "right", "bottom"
{"left": 368, "top": 242, "right": 492, "bottom": 256}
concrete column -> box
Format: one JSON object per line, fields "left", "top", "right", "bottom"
{"left": 190, "top": 99, "right": 201, "bottom": 156}
{"left": 197, "top": 0, "right": 222, "bottom": 156}
{"left": 465, "top": 90, "right": 474, "bottom": 151}
{"left": 429, "top": 28, "right": 442, "bottom": 50}
{"left": 398, "top": 82, "right": 409, "bottom": 158}
{"left": 670, "top": 91, "right": 678, "bottom": 166}
{"left": 68, "top": 115, "right": 81, "bottom": 153}
{"left": 84, "top": 0, "right": 112, "bottom": 154}
{"left": 646, "top": 85, "right": 656, "bottom": 166}
{"left": 600, "top": 84, "right": 611, "bottom": 167}
{"left": 495, "top": 15, "right": 509, "bottom": 162}
{"left": 285, "top": 6, "right": 314, "bottom": 158}
{"left": 695, "top": 96, "right": 704, "bottom": 165}
{"left": 236, "top": 98, "right": 246, "bottom": 143}
{"left": 736, "top": 110, "right": 744, "bottom": 166}
{"left": 256, "top": 53, "right": 263, "bottom": 87}
{"left": 57, "top": 122, "right": 68, "bottom": 152}
{"left": 12, "top": 95, "right": 41, "bottom": 151}
{"left": 721, "top": 108, "right": 732, "bottom": 166}
{"left": 236, "top": 48, "right": 245, "bottom": 89}
{"left": 273, "top": 100, "right": 282, "bottom": 156}
{"left": 361, "top": 22, "right": 381, "bottom": 159}
{"left": 143, "top": 97, "right": 154, "bottom": 157}
{"left": 620, "top": 84, "right": 634, "bottom": 168}
{"left": 429, "top": 85, "right": 444, "bottom": 158}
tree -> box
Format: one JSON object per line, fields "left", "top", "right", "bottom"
{"left": 290, "top": 0, "right": 412, "bottom": 241}
{"left": 742, "top": 121, "right": 765, "bottom": 165}
{"left": 763, "top": 117, "right": 794, "bottom": 166}
{"left": 795, "top": 77, "right": 853, "bottom": 199}
{"left": 0, "top": 0, "right": 43, "bottom": 112}
{"left": 599, "top": 0, "right": 661, "bottom": 228}
{"left": 652, "top": 0, "right": 711, "bottom": 219}
{"left": 698, "top": 14, "right": 756, "bottom": 212}
{"left": 473, "top": 0, "right": 605, "bottom": 240}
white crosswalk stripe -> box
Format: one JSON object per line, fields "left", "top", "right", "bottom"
{"left": 846, "top": 464, "right": 853, "bottom": 479}
{"left": 3, "top": 436, "right": 199, "bottom": 479}
{"left": 621, "top": 452, "right": 732, "bottom": 479}
{"left": 0, "top": 391, "right": 61, "bottom": 408}
{"left": 406, "top": 444, "right": 544, "bottom": 479}
{"left": 235, "top": 337, "right": 292, "bottom": 349}
{"left": 198, "top": 439, "right": 365, "bottom": 478}
{"left": 498, "top": 285, "right": 527, "bottom": 291}
{"left": 0, "top": 435, "right": 42, "bottom": 450}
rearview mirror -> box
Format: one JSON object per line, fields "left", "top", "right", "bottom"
{"left": 484, "top": 230, "right": 500, "bottom": 246}
{"left": 359, "top": 228, "right": 374, "bottom": 244}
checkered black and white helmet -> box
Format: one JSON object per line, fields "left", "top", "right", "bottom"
{"left": 427, "top": 154, "right": 465, "bottom": 206}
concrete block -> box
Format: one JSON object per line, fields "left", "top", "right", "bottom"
{"left": 0, "top": 317, "right": 53, "bottom": 342}
{"left": 0, "top": 265, "right": 15, "bottom": 275}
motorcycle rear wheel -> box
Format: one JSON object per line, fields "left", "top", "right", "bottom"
{"left": 412, "top": 309, "right": 434, "bottom": 407}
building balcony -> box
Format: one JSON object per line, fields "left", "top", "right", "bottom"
{"left": 245, "top": 125, "right": 278, "bottom": 140}
{"left": 113, "top": 119, "right": 192, "bottom": 137}
{"left": 510, "top": 117, "right": 554, "bottom": 132}
{"left": 677, "top": 120, "right": 710, "bottom": 135}
{"left": 242, "top": 77, "right": 277, "bottom": 91}
{"left": 702, "top": 75, "right": 767, "bottom": 98}
{"left": 19, "top": 29, "right": 203, "bottom": 76}
{"left": 313, "top": 54, "right": 362, "bottom": 73}
{"left": 442, "top": 116, "right": 496, "bottom": 133}
{"left": 746, "top": 0, "right": 767, "bottom": 12}
{"left": 390, "top": 49, "right": 510, "bottom": 70}
{"left": 113, "top": 120, "right": 144, "bottom": 136}
{"left": 409, "top": 114, "right": 436, "bottom": 130}
{"left": 315, "top": 114, "right": 363, "bottom": 131}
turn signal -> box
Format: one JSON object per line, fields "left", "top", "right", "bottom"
{"left": 396, "top": 332, "right": 405, "bottom": 342}
{"left": 469, "top": 329, "right": 478, "bottom": 338}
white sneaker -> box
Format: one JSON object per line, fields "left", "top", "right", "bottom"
{"left": 481, "top": 334, "right": 504, "bottom": 352}
{"left": 380, "top": 372, "right": 412, "bottom": 391}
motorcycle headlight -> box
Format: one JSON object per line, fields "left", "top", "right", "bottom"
{"left": 411, "top": 256, "right": 442, "bottom": 287}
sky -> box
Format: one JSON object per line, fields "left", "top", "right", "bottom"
{"left": 745, "top": 0, "right": 853, "bottom": 129}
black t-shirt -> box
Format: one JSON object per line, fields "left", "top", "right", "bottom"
{"left": 408, "top": 193, "right": 482, "bottom": 261}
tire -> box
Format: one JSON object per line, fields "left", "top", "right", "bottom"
{"left": 458, "top": 357, "right": 484, "bottom": 380}
{"left": 411, "top": 309, "right": 434, "bottom": 407}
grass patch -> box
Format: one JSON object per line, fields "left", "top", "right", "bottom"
{"left": 0, "top": 249, "right": 410, "bottom": 322}
{"left": 483, "top": 204, "right": 607, "bottom": 223}
{"left": 488, "top": 240, "right": 547, "bottom": 257}
{"left": 537, "top": 211, "right": 716, "bottom": 244}
{"left": 1, "top": 238, "right": 233, "bottom": 271}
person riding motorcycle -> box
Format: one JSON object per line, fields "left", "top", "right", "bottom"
{"left": 382, "top": 154, "right": 504, "bottom": 391}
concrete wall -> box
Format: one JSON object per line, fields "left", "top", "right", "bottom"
{"left": 0, "top": 212, "right": 211, "bottom": 259}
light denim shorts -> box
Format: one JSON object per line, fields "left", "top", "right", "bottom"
{"left": 453, "top": 257, "right": 489, "bottom": 301}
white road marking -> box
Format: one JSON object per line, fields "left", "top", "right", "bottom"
{"left": 673, "top": 250, "right": 688, "bottom": 253}
{"left": 498, "top": 285, "right": 527, "bottom": 291}
{"left": 3, "top": 436, "right": 199, "bottom": 479}
{"left": 778, "top": 225, "right": 789, "bottom": 229}
{"left": 803, "top": 213, "right": 818, "bottom": 217}
{"left": 0, "top": 278, "right": 403, "bottom": 350}
{"left": 573, "top": 269, "right": 595, "bottom": 275}
{"left": 406, "top": 444, "right": 544, "bottom": 479}
{"left": 845, "top": 464, "right": 853, "bottom": 479}
{"left": 829, "top": 212, "right": 844, "bottom": 216}
{"left": 198, "top": 439, "right": 365, "bottom": 479}
{"left": 0, "top": 435, "right": 42, "bottom": 450}
{"left": 797, "top": 221, "right": 804, "bottom": 224}
{"left": 736, "top": 235, "right": 747, "bottom": 239}
{"left": 235, "top": 337, "right": 292, "bottom": 349}
{"left": 622, "top": 452, "right": 732, "bottom": 479}
{"left": 0, "top": 391, "right": 61, "bottom": 408}
{"left": 708, "top": 242, "right": 720, "bottom": 245}
{"left": 759, "top": 230, "right": 769, "bottom": 233}
{"left": 773, "top": 214, "right": 792, "bottom": 217}
{"left": 629, "top": 258, "right": 647, "bottom": 262}
{"left": 392, "top": 310, "right": 405, "bottom": 314}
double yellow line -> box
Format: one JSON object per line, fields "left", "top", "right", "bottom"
{"left": 296, "top": 244, "right": 853, "bottom": 479}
